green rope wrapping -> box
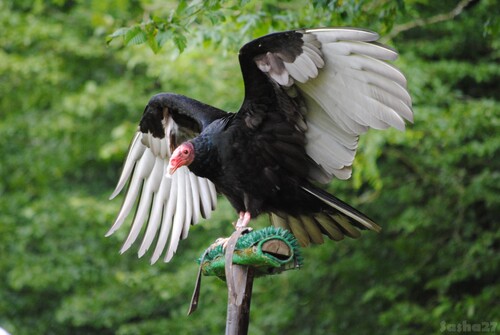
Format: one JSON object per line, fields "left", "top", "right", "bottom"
{"left": 199, "top": 227, "right": 303, "bottom": 279}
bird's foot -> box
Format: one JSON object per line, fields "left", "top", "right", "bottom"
{"left": 234, "top": 211, "right": 251, "bottom": 228}
{"left": 209, "top": 228, "right": 253, "bottom": 251}
{"left": 209, "top": 212, "right": 252, "bottom": 251}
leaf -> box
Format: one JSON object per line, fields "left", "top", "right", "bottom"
{"left": 173, "top": 33, "right": 187, "bottom": 53}
{"left": 147, "top": 34, "right": 160, "bottom": 54}
{"left": 176, "top": 0, "right": 188, "bottom": 15}
{"left": 156, "top": 30, "right": 172, "bottom": 48}
{"left": 106, "top": 27, "right": 129, "bottom": 44}
{"left": 124, "top": 26, "right": 147, "bottom": 46}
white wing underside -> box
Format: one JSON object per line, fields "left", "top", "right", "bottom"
{"left": 256, "top": 28, "right": 413, "bottom": 182}
{"left": 107, "top": 132, "right": 217, "bottom": 264}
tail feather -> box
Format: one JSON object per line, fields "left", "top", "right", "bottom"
{"left": 329, "top": 213, "right": 362, "bottom": 238}
{"left": 300, "top": 215, "right": 324, "bottom": 244}
{"left": 301, "top": 185, "right": 381, "bottom": 232}
{"left": 314, "top": 213, "right": 345, "bottom": 241}
{"left": 268, "top": 186, "right": 380, "bottom": 247}
{"left": 288, "top": 216, "right": 311, "bottom": 247}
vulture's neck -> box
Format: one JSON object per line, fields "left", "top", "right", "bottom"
{"left": 189, "top": 135, "right": 221, "bottom": 180}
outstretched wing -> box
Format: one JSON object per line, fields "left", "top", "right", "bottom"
{"left": 238, "top": 28, "right": 413, "bottom": 182}
{"left": 107, "top": 93, "right": 226, "bottom": 263}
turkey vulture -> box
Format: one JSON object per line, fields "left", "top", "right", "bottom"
{"left": 107, "top": 28, "right": 413, "bottom": 264}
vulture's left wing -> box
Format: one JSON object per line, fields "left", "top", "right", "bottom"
{"left": 238, "top": 28, "right": 413, "bottom": 182}
{"left": 108, "top": 93, "right": 225, "bottom": 263}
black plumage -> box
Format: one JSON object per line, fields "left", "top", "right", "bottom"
{"left": 108, "top": 28, "right": 413, "bottom": 263}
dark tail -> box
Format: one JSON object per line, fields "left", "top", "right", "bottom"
{"left": 268, "top": 185, "right": 381, "bottom": 247}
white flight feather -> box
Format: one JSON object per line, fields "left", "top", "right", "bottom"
{"left": 319, "top": 79, "right": 405, "bottom": 130}
{"left": 327, "top": 41, "right": 398, "bottom": 60}
{"left": 106, "top": 148, "right": 155, "bottom": 236}
{"left": 307, "top": 28, "right": 379, "bottom": 43}
{"left": 284, "top": 61, "right": 308, "bottom": 83}
{"left": 145, "top": 132, "right": 154, "bottom": 150}
{"left": 284, "top": 52, "right": 318, "bottom": 82}
{"left": 150, "top": 171, "right": 178, "bottom": 264}
{"left": 335, "top": 54, "right": 407, "bottom": 87}
{"left": 302, "top": 45, "right": 324, "bottom": 68}
{"left": 150, "top": 135, "right": 161, "bottom": 156}
{"left": 337, "top": 74, "right": 412, "bottom": 122}
{"left": 294, "top": 47, "right": 412, "bottom": 132}
{"left": 306, "top": 105, "right": 359, "bottom": 149}
{"left": 109, "top": 133, "right": 145, "bottom": 199}
{"left": 138, "top": 164, "right": 171, "bottom": 257}
{"left": 303, "top": 79, "right": 390, "bottom": 129}
{"left": 181, "top": 169, "right": 194, "bottom": 240}
{"left": 165, "top": 166, "right": 188, "bottom": 262}
{"left": 120, "top": 155, "right": 164, "bottom": 254}
{"left": 320, "top": 51, "right": 410, "bottom": 102}
{"left": 307, "top": 121, "right": 356, "bottom": 163}
{"left": 208, "top": 180, "right": 217, "bottom": 209}
{"left": 198, "top": 177, "right": 213, "bottom": 219}
{"left": 305, "top": 128, "right": 354, "bottom": 167}
{"left": 159, "top": 136, "right": 169, "bottom": 159}
{"left": 331, "top": 167, "right": 353, "bottom": 180}
{"left": 334, "top": 66, "right": 412, "bottom": 107}
{"left": 300, "top": 81, "right": 369, "bottom": 134}
{"left": 298, "top": 51, "right": 319, "bottom": 78}
{"left": 189, "top": 172, "right": 201, "bottom": 224}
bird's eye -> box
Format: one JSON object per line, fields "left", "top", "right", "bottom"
{"left": 183, "top": 149, "right": 189, "bottom": 155}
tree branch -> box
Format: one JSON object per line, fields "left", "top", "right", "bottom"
{"left": 381, "top": 0, "right": 474, "bottom": 42}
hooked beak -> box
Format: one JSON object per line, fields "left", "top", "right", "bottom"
{"left": 166, "top": 142, "right": 194, "bottom": 176}
{"left": 167, "top": 157, "right": 182, "bottom": 176}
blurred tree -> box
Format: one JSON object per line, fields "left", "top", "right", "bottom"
{"left": 0, "top": 0, "right": 498, "bottom": 334}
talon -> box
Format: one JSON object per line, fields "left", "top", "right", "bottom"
{"left": 209, "top": 237, "right": 230, "bottom": 251}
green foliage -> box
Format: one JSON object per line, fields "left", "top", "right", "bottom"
{"left": 1, "top": 0, "right": 499, "bottom": 334}
{"left": 107, "top": 0, "right": 407, "bottom": 54}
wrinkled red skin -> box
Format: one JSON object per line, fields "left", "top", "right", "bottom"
{"left": 168, "top": 142, "right": 195, "bottom": 175}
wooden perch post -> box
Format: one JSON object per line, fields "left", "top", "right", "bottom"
{"left": 224, "top": 237, "right": 293, "bottom": 334}
{"left": 225, "top": 264, "right": 254, "bottom": 335}
{"left": 190, "top": 227, "right": 303, "bottom": 335}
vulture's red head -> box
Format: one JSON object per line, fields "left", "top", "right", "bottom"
{"left": 168, "top": 142, "right": 195, "bottom": 175}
